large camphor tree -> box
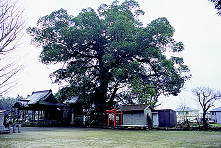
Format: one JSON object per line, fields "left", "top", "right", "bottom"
{"left": 27, "top": 0, "right": 191, "bottom": 116}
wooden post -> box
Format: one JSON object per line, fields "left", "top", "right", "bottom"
{"left": 22, "top": 111, "right": 24, "bottom": 121}
{"left": 13, "top": 124, "right": 16, "bottom": 133}
{"left": 8, "top": 124, "right": 11, "bottom": 133}
{"left": 38, "top": 111, "right": 40, "bottom": 121}
{"left": 120, "top": 111, "right": 122, "bottom": 125}
{"left": 114, "top": 113, "right": 116, "bottom": 127}
{"left": 107, "top": 113, "right": 110, "bottom": 126}
{"left": 33, "top": 111, "right": 35, "bottom": 120}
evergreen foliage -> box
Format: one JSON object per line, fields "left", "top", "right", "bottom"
{"left": 27, "top": 0, "right": 191, "bottom": 113}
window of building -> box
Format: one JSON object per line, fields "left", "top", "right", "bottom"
{"left": 212, "top": 112, "right": 216, "bottom": 115}
{"left": 178, "top": 112, "right": 183, "bottom": 115}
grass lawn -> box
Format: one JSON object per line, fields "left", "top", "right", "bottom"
{"left": 0, "top": 127, "right": 221, "bottom": 148}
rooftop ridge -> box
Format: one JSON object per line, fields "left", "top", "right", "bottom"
{"left": 32, "top": 89, "right": 51, "bottom": 94}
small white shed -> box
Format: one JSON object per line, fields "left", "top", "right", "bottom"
{"left": 118, "top": 105, "right": 152, "bottom": 126}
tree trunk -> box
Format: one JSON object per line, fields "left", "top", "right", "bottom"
{"left": 107, "top": 84, "right": 118, "bottom": 110}
{"left": 93, "top": 73, "right": 109, "bottom": 112}
{"left": 202, "top": 111, "right": 207, "bottom": 130}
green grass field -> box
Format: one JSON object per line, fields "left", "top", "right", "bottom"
{"left": 0, "top": 127, "right": 221, "bottom": 148}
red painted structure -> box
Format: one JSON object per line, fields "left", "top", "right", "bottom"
{"left": 106, "top": 109, "right": 122, "bottom": 126}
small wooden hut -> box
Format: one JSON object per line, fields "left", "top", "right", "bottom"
{"left": 118, "top": 104, "right": 152, "bottom": 127}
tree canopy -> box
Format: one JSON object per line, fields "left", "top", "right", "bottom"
{"left": 27, "top": 0, "right": 191, "bottom": 113}
{"left": 0, "top": 95, "right": 22, "bottom": 116}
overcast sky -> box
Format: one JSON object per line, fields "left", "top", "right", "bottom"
{"left": 6, "top": 0, "right": 221, "bottom": 111}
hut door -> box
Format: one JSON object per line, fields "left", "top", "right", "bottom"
{"left": 152, "top": 113, "right": 159, "bottom": 128}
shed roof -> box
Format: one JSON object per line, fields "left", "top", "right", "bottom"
{"left": 210, "top": 106, "right": 221, "bottom": 112}
{"left": 118, "top": 104, "right": 149, "bottom": 112}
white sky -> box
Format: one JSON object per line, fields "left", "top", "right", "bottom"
{"left": 6, "top": 0, "right": 221, "bottom": 111}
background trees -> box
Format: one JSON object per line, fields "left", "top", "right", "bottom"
{"left": 0, "top": 95, "right": 22, "bottom": 116}
{"left": 27, "top": 0, "right": 191, "bottom": 117}
{"left": 0, "top": 0, "right": 25, "bottom": 95}
{"left": 192, "top": 86, "right": 221, "bottom": 130}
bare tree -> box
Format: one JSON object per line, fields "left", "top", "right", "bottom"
{"left": 178, "top": 97, "right": 188, "bottom": 123}
{"left": 0, "top": 0, "right": 26, "bottom": 95}
{"left": 210, "top": 0, "right": 221, "bottom": 16}
{"left": 192, "top": 86, "right": 221, "bottom": 130}
{"left": 0, "top": 0, "right": 25, "bottom": 53}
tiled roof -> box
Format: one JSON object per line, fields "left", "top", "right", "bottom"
{"left": 28, "top": 90, "right": 52, "bottom": 105}
{"left": 118, "top": 104, "right": 149, "bottom": 111}
{"left": 14, "top": 90, "right": 66, "bottom": 108}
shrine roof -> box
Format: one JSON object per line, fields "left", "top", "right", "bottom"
{"left": 27, "top": 90, "right": 48, "bottom": 104}
{"left": 13, "top": 90, "right": 66, "bottom": 108}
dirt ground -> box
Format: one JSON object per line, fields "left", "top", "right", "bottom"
{"left": 0, "top": 127, "right": 221, "bottom": 148}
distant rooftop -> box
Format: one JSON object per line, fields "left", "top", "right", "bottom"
{"left": 174, "top": 107, "right": 199, "bottom": 112}
{"left": 210, "top": 106, "right": 221, "bottom": 112}
{"left": 64, "top": 96, "right": 79, "bottom": 104}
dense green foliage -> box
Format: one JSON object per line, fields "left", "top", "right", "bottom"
{"left": 27, "top": 0, "right": 191, "bottom": 113}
